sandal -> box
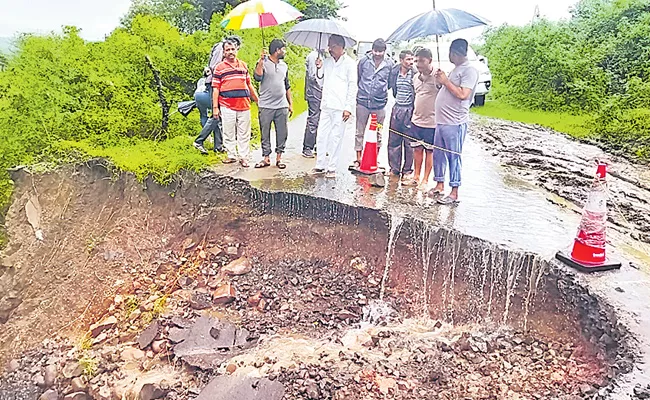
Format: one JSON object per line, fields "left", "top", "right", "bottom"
{"left": 240, "top": 159, "right": 249, "bottom": 168}
{"left": 276, "top": 161, "right": 287, "bottom": 170}
{"left": 348, "top": 160, "right": 360, "bottom": 171}
{"left": 255, "top": 160, "right": 271, "bottom": 169}
{"left": 223, "top": 158, "right": 237, "bottom": 164}
{"left": 428, "top": 189, "right": 444, "bottom": 198}
{"left": 437, "top": 196, "right": 460, "bottom": 205}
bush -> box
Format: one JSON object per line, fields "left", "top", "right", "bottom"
{"left": 0, "top": 14, "right": 310, "bottom": 216}
{"left": 482, "top": 0, "right": 650, "bottom": 159}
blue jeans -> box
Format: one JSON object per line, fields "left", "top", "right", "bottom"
{"left": 434, "top": 123, "right": 468, "bottom": 187}
{"left": 194, "top": 88, "right": 223, "bottom": 151}
{"left": 194, "top": 91, "right": 211, "bottom": 127}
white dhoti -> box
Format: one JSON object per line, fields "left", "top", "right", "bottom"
{"left": 315, "top": 108, "right": 349, "bottom": 173}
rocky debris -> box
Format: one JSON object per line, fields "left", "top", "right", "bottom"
{"left": 63, "top": 393, "right": 88, "bottom": 400}
{"left": 137, "top": 321, "right": 160, "bottom": 350}
{"left": 151, "top": 340, "right": 166, "bottom": 354}
{"left": 121, "top": 347, "right": 146, "bottom": 362}
{"left": 196, "top": 376, "right": 284, "bottom": 400}
{"left": 0, "top": 236, "right": 635, "bottom": 400}
{"left": 0, "top": 292, "right": 22, "bottom": 324}
{"left": 189, "top": 290, "right": 213, "bottom": 310}
{"left": 139, "top": 382, "right": 169, "bottom": 400}
{"left": 247, "top": 291, "right": 263, "bottom": 307}
{"left": 172, "top": 316, "right": 257, "bottom": 370}
{"left": 213, "top": 283, "right": 236, "bottom": 305}
{"left": 178, "top": 276, "right": 198, "bottom": 291}
{"left": 39, "top": 389, "right": 58, "bottom": 400}
{"left": 232, "top": 259, "right": 380, "bottom": 338}
{"left": 70, "top": 377, "right": 86, "bottom": 392}
{"left": 34, "top": 373, "right": 46, "bottom": 387}
{"left": 5, "top": 359, "right": 19, "bottom": 373}
{"left": 89, "top": 316, "right": 117, "bottom": 338}
{"left": 41, "top": 363, "right": 57, "bottom": 387}
{"left": 222, "top": 257, "right": 253, "bottom": 276}
{"left": 62, "top": 362, "right": 83, "bottom": 379}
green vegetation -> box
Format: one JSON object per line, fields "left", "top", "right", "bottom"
{"left": 472, "top": 101, "right": 592, "bottom": 139}
{"left": 123, "top": 0, "right": 342, "bottom": 33}
{"left": 481, "top": 0, "right": 650, "bottom": 160}
{"left": 78, "top": 353, "right": 99, "bottom": 377}
{"left": 0, "top": 0, "right": 318, "bottom": 236}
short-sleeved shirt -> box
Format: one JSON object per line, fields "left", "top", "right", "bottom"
{"left": 411, "top": 71, "right": 439, "bottom": 129}
{"left": 254, "top": 58, "right": 290, "bottom": 110}
{"left": 435, "top": 62, "right": 479, "bottom": 125}
{"left": 212, "top": 58, "right": 251, "bottom": 112}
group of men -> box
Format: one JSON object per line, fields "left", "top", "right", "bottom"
{"left": 192, "top": 33, "right": 478, "bottom": 204}
{"left": 305, "top": 36, "right": 479, "bottom": 204}
{"left": 193, "top": 36, "right": 292, "bottom": 169}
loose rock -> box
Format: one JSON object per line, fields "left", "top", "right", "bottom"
{"left": 71, "top": 377, "right": 86, "bottom": 392}
{"left": 121, "top": 347, "right": 145, "bottom": 362}
{"left": 213, "top": 283, "right": 236, "bottom": 305}
{"left": 89, "top": 315, "right": 117, "bottom": 338}
{"left": 44, "top": 363, "right": 57, "bottom": 387}
{"left": 139, "top": 383, "right": 169, "bottom": 400}
{"left": 222, "top": 257, "right": 253, "bottom": 276}
{"left": 190, "top": 290, "right": 213, "bottom": 310}
{"left": 6, "top": 359, "right": 19, "bottom": 373}
{"left": 138, "top": 320, "right": 160, "bottom": 349}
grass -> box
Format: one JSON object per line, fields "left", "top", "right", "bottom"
{"left": 0, "top": 95, "right": 307, "bottom": 250}
{"left": 78, "top": 353, "right": 99, "bottom": 378}
{"left": 472, "top": 100, "right": 593, "bottom": 139}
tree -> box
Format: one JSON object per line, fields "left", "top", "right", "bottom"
{"left": 123, "top": 0, "right": 343, "bottom": 33}
{"left": 0, "top": 54, "right": 7, "bottom": 71}
{"left": 289, "top": 0, "right": 342, "bottom": 19}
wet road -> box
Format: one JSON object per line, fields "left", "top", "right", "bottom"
{"left": 212, "top": 104, "right": 650, "bottom": 394}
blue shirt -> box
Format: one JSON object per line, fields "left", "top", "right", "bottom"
{"left": 356, "top": 54, "right": 393, "bottom": 110}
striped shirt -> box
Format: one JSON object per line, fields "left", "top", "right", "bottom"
{"left": 395, "top": 69, "right": 415, "bottom": 107}
{"left": 212, "top": 59, "right": 251, "bottom": 111}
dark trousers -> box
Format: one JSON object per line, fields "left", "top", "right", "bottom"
{"left": 259, "top": 107, "right": 289, "bottom": 157}
{"left": 387, "top": 104, "right": 414, "bottom": 175}
{"left": 303, "top": 98, "right": 321, "bottom": 151}
{"left": 194, "top": 87, "right": 223, "bottom": 151}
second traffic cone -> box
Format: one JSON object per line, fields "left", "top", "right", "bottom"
{"left": 556, "top": 162, "right": 621, "bottom": 272}
{"left": 358, "top": 114, "right": 379, "bottom": 174}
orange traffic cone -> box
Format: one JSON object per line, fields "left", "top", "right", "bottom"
{"left": 556, "top": 162, "right": 621, "bottom": 272}
{"left": 357, "top": 114, "right": 379, "bottom": 175}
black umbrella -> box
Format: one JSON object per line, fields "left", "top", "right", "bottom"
{"left": 178, "top": 100, "right": 197, "bottom": 117}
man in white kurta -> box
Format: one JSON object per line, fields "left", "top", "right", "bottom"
{"left": 311, "top": 34, "right": 358, "bottom": 179}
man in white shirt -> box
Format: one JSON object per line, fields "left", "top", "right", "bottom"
{"left": 310, "top": 35, "right": 357, "bottom": 179}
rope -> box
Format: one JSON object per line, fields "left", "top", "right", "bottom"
{"left": 380, "top": 125, "right": 463, "bottom": 156}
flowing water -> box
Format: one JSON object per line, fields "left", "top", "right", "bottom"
{"left": 379, "top": 216, "right": 404, "bottom": 301}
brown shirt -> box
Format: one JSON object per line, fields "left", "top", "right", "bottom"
{"left": 411, "top": 71, "right": 439, "bottom": 129}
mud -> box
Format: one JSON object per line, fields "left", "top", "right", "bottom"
{"left": 472, "top": 118, "right": 650, "bottom": 245}
{"left": 0, "top": 161, "right": 639, "bottom": 399}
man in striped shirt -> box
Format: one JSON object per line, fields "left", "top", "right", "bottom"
{"left": 387, "top": 49, "right": 416, "bottom": 180}
{"left": 212, "top": 37, "right": 259, "bottom": 167}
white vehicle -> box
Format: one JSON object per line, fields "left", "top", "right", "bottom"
{"left": 407, "top": 41, "right": 492, "bottom": 106}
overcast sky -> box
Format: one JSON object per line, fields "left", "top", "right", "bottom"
{"left": 1, "top": 0, "right": 577, "bottom": 41}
